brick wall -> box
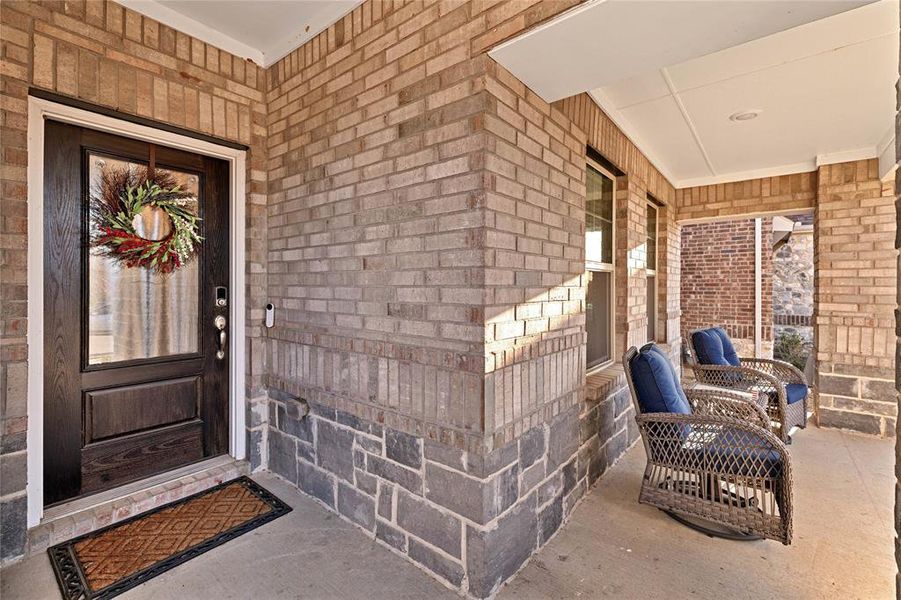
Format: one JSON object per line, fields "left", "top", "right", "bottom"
{"left": 815, "top": 160, "right": 896, "bottom": 437}
{"left": 676, "top": 164, "right": 896, "bottom": 437}
{"left": 676, "top": 171, "right": 817, "bottom": 222}
{"left": 0, "top": 0, "right": 269, "bottom": 563}
{"left": 262, "top": 2, "right": 676, "bottom": 596}
{"left": 680, "top": 218, "right": 773, "bottom": 358}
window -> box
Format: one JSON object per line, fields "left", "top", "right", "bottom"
{"left": 646, "top": 200, "right": 659, "bottom": 342}
{"left": 585, "top": 162, "right": 615, "bottom": 368}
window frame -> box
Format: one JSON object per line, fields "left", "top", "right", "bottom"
{"left": 585, "top": 159, "right": 617, "bottom": 371}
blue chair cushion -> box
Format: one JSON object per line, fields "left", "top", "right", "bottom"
{"left": 710, "top": 327, "right": 741, "bottom": 367}
{"left": 692, "top": 329, "right": 729, "bottom": 366}
{"left": 700, "top": 429, "right": 783, "bottom": 478}
{"left": 785, "top": 383, "right": 808, "bottom": 404}
{"left": 629, "top": 344, "right": 691, "bottom": 415}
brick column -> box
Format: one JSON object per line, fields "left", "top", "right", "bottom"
{"left": 815, "top": 160, "right": 896, "bottom": 436}
{"left": 615, "top": 177, "right": 649, "bottom": 353}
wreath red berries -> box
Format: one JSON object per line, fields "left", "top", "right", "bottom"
{"left": 90, "top": 167, "right": 202, "bottom": 274}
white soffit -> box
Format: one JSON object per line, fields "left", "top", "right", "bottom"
{"left": 119, "top": 0, "right": 363, "bottom": 67}
{"left": 489, "top": 0, "right": 874, "bottom": 104}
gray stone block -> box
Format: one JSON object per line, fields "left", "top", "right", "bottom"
{"left": 337, "top": 481, "right": 375, "bottom": 531}
{"left": 520, "top": 459, "right": 545, "bottom": 496}
{"left": 368, "top": 455, "right": 423, "bottom": 495}
{"left": 297, "top": 459, "right": 335, "bottom": 508}
{"left": 423, "top": 440, "right": 465, "bottom": 472}
{"left": 385, "top": 429, "right": 422, "bottom": 469}
{"left": 277, "top": 403, "right": 314, "bottom": 443}
{"left": 297, "top": 440, "right": 315, "bottom": 463}
{"left": 538, "top": 495, "right": 563, "bottom": 545}
{"left": 518, "top": 426, "right": 545, "bottom": 470}
{"left": 378, "top": 484, "right": 394, "bottom": 519}
{"left": 537, "top": 472, "right": 563, "bottom": 506}
{"left": 355, "top": 469, "right": 377, "bottom": 496}
{"left": 819, "top": 374, "right": 858, "bottom": 398}
{"left": 819, "top": 408, "right": 883, "bottom": 435}
{"left": 268, "top": 429, "right": 297, "bottom": 484}
{"left": 0, "top": 453, "right": 25, "bottom": 497}
{"left": 397, "top": 490, "right": 462, "bottom": 558}
{"left": 317, "top": 419, "right": 355, "bottom": 483}
{"left": 547, "top": 407, "right": 580, "bottom": 471}
{"left": 425, "top": 462, "right": 518, "bottom": 525}
{"left": 466, "top": 495, "right": 538, "bottom": 598}
{"left": 248, "top": 430, "right": 263, "bottom": 471}
{"left": 597, "top": 396, "right": 617, "bottom": 442}
{"left": 613, "top": 386, "right": 631, "bottom": 417}
{"left": 468, "top": 441, "right": 518, "bottom": 478}
{"left": 561, "top": 458, "right": 577, "bottom": 495}
{"left": 0, "top": 431, "right": 25, "bottom": 454}
{"left": 355, "top": 433, "right": 382, "bottom": 455}
{"left": 375, "top": 519, "right": 407, "bottom": 552}
{"left": 862, "top": 378, "right": 896, "bottom": 402}
{"left": 0, "top": 495, "right": 27, "bottom": 562}
{"left": 408, "top": 538, "right": 465, "bottom": 587}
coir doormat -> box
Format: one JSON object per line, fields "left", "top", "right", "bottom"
{"left": 48, "top": 476, "right": 291, "bottom": 600}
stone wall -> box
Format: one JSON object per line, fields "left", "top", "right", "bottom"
{"left": 0, "top": 0, "right": 269, "bottom": 564}
{"left": 680, "top": 218, "right": 773, "bottom": 358}
{"left": 815, "top": 160, "right": 896, "bottom": 437}
{"left": 773, "top": 228, "right": 814, "bottom": 351}
{"left": 267, "top": 370, "right": 635, "bottom": 597}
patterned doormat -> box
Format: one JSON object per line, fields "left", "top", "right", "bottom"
{"left": 48, "top": 476, "right": 291, "bottom": 600}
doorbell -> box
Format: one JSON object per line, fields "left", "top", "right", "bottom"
{"left": 265, "top": 303, "right": 275, "bottom": 328}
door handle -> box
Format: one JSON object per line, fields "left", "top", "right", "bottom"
{"left": 214, "top": 315, "right": 227, "bottom": 360}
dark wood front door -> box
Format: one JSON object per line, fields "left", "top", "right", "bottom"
{"left": 43, "top": 121, "right": 230, "bottom": 507}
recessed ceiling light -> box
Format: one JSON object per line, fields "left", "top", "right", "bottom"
{"left": 729, "top": 110, "right": 762, "bottom": 122}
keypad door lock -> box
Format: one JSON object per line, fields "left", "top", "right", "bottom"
{"left": 215, "top": 286, "right": 228, "bottom": 308}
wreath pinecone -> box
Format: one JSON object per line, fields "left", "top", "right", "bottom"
{"left": 90, "top": 166, "right": 202, "bottom": 274}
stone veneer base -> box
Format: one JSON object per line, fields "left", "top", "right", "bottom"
{"left": 267, "top": 374, "right": 637, "bottom": 598}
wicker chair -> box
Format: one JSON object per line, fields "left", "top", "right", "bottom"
{"left": 625, "top": 344, "right": 793, "bottom": 544}
{"left": 687, "top": 327, "right": 808, "bottom": 443}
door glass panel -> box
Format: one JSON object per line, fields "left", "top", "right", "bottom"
{"left": 586, "top": 270, "right": 611, "bottom": 368}
{"left": 87, "top": 154, "right": 200, "bottom": 364}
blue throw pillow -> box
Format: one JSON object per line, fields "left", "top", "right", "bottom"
{"left": 692, "top": 329, "right": 728, "bottom": 366}
{"left": 785, "top": 383, "right": 808, "bottom": 404}
{"left": 711, "top": 327, "right": 741, "bottom": 367}
{"left": 630, "top": 344, "right": 691, "bottom": 414}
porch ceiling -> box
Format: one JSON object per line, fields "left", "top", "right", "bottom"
{"left": 119, "top": 0, "right": 363, "bottom": 67}
{"left": 490, "top": 0, "right": 898, "bottom": 187}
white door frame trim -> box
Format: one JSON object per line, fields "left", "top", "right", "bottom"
{"left": 26, "top": 96, "right": 247, "bottom": 528}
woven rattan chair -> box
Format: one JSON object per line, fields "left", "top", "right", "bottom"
{"left": 687, "top": 327, "right": 808, "bottom": 443}
{"left": 625, "top": 344, "right": 793, "bottom": 544}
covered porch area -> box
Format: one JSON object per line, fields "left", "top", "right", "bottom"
{"left": 2, "top": 426, "right": 891, "bottom": 599}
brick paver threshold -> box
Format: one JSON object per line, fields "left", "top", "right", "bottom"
{"left": 47, "top": 477, "right": 291, "bottom": 600}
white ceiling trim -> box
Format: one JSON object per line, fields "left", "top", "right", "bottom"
{"left": 118, "top": 0, "right": 265, "bottom": 65}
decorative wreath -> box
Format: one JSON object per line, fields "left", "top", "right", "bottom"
{"left": 90, "top": 167, "right": 202, "bottom": 274}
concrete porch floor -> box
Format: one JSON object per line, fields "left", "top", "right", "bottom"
{"left": 1, "top": 427, "right": 892, "bottom": 599}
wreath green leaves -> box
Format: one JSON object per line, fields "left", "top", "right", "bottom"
{"left": 91, "top": 167, "right": 202, "bottom": 274}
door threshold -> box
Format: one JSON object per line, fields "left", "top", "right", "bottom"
{"left": 28, "top": 455, "right": 249, "bottom": 557}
